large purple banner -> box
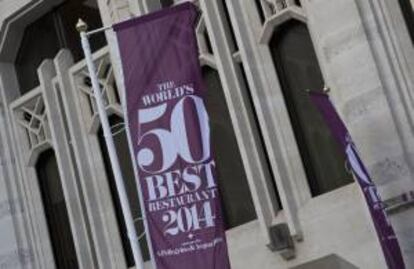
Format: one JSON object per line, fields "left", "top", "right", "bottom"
{"left": 114, "top": 3, "right": 231, "bottom": 269}
{"left": 309, "top": 91, "right": 405, "bottom": 269}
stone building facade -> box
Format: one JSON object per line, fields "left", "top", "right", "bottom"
{"left": 0, "top": 0, "right": 413, "bottom": 268}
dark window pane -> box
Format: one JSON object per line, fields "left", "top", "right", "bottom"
{"left": 15, "top": 0, "right": 106, "bottom": 94}
{"left": 15, "top": 12, "right": 60, "bottom": 94}
{"left": 254, "top": 0, "right": 266, "bottom": 24}
{"left": 270, "top": 20, "right": 352, "bottom": 196}
{"left": 35, "top": 149, "right": 79, "bottom": 269}
{"left": 399, "top": 0, "right": 414, "bottom": 43}
{"left": 98, "top": 116, "right": 150, "bottom": 267}
{"left": 56, "top": 0, "right": 107, "bottom": 62}
{"left": 202, "top": 66, "right": 257, "bottom": 229}
{"left": 160, "top": 0, "right": 174, "bottom": 8}
{"left": 219, "top": 0, "right": 239, "bottom": 52}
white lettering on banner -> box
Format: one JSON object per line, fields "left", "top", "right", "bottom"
{"left": 142, "top": 81, "right": 195, "bottom": 106}
{"left": 346, "top": 142, "right": 389, "bottom": 221}
{"left": 137, "top": 84, "right": 218, "bottom": 237}
{"left": 137, "top": 95, "right": 210, "bottom": 174}
{"left": 162, "top": 201, "right": 215, "bottom": 236}
{"left": 156, "top": 238, "right": 224, "bottom": 257}
{"left": 346, "top": 143, "right": 370, "bottom": 185}
{"left": 145, "top": 161, "right": 217, "bottom": 201}
{"left": 147, "top": 188, "right": 218, "bottom": 212}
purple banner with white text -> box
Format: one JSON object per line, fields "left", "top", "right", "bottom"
{"left": 309, "top": 91, "right": 405, "bottom": 269}
{"left": 114, "top": 3, "right": 231, "bottom": 269}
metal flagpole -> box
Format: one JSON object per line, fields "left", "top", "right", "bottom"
{"left": 76, "top": 19, "right": 146, "bottom": 269}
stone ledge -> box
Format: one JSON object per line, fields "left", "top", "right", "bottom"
{"left": 385, "top": 190, "right": 414, "bottom": 215}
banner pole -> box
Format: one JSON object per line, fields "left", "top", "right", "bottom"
{"left": 77, "top": 20, "right": 146, "bottom": 269}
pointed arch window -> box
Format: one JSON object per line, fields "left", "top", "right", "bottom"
{"left": 269, "top": 20, "right": 352, "bottom": 196}
{"left": 15, "top": 0, "right": 106, "bottom": 94}
{"left": 35, "top": 149, "right": 79, "bottom": 269}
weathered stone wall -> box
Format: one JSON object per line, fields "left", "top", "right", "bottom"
{"left": 0, "top": 0, "right": 413, "bottom": 268}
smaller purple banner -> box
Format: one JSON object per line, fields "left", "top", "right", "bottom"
{"left": 310, "top": 91, "right": 405, "bottom": 269}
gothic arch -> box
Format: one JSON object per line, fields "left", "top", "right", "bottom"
{"left": 269, "top": 20, "right": 352, "bottom": 196}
